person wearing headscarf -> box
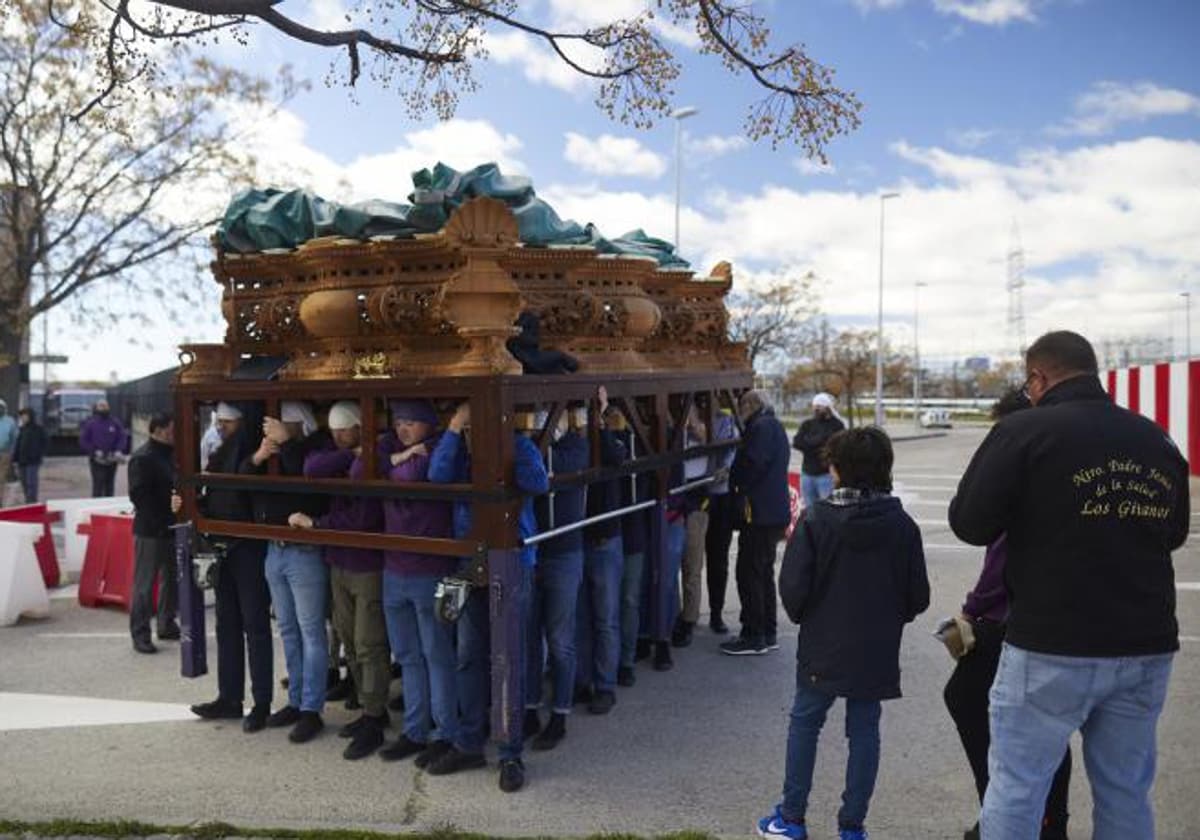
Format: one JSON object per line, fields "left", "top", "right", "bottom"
{"left": 792, "top": 392, "right": 847, "bottom": 512}
{"left": 240, "top": 400, "right": 331, "bottom": 744}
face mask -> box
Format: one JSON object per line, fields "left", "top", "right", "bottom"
{"left": 97, "top": 410, "right": 110, "bottom": 418}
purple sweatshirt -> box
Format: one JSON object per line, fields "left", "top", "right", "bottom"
{"left": 378, "top": 432, "right": 455, "bottom": 577}
{"left": 962, "top": 533, "right": 1008, "bottom": 623}
{"left": 80, "top": 414, "right": 128, "bottom": 456}
{"left": 303, "top": 444, "right": 383, "bottom": 573}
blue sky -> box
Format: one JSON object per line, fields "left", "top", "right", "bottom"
{"left": 48, "top": 0, "right": 1200, "bottom": 380}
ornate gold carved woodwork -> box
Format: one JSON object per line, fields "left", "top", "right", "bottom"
{"left": 365, "top": 283, "right": 452, "bottom": 335}
{"left": 177, "top": 343, "right": 232, "bottom": 383}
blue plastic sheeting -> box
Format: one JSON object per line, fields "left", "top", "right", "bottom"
{"left": 217, "top": 162, "right": 689, "bottom": 269}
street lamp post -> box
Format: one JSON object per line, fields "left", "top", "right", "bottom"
{"left": 874, "top": 192, "right": 900, "bottom": 427}
{"left": 1182, "top": 291, "right": 1192, "bottom": 360}
{"left": 913, "top": 280, "right": 927, "bottom": 429}
{"left": 670, "top": 106, "right": 699, "bottom": 256}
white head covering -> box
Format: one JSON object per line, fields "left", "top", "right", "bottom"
{"left": 215, "top": 402, "right": 242, "bottom": 421}
{"left": 327, "top": 400, "right": 362, "bottom": 431}
{"left": 281, "top": 401, "right": 317, "bottom": 437}
{"left": 812, "top": 392, "right": 845, "bottom": 424}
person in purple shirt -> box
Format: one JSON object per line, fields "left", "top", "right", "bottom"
{"left": 79, "top": 399, "right": 129, "bottom": 497}
{"left": 374, "top": 399, "right": 473, "bottom": 775}
{"left": 943, "top": 389, "right": 1072, "bottom": 840}
{"left": 289, "top": 400, "right": 388, "bottom": 761}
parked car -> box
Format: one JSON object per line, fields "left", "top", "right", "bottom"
{"left": 920, "top": 408, "right": 953, "bottom": 429}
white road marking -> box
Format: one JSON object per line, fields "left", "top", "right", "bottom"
{"left": 913, "top": 519, "right": 952, "bottom": 528}
{"left": 901, "top": 498, "right": 954, "bottom": 507}
{"left": 1178, "top": 582, "right": 1200, "bottom": 591}
{"left": 0, "top": 692, "right": 195, "bottom": 731}
{"left": 895, "top": 474, "right": 965, "bottom": 480}
{"left": 923, "top": 543, "right": 977, "bottom": 551}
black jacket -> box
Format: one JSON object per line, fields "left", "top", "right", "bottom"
{"left": 949, "top": 375, "right": 1188, "bottom": 657}
{"left": 730, "top": 407, "right": 791, "bottom": 528}
{"left": 239, "top": 430, "right": 332, "bottom": 527}
{"left": 199, "top": 432, "right": 254, "bottom": 524}
{"left": 792, "top": 414, "right": 845, "bottom": 476}
{"left": 13, "top": 422, "right": 47, "bottom": 466}
{"left": 779, "top": 493, "right": 929, "bottom": 700}
{"left": 128, "top": 439, "right": 176, "bottom": 538}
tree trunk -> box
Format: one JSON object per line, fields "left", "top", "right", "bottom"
{"left": 0, "top": 317, "right": 24, "bottom": 413}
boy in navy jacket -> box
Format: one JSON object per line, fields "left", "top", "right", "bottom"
{"left": 760, "top": 427, "right": 929, "bottom": 840}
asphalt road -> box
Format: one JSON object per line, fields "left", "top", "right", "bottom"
{"left": 1, "top": 429, "right": 1197, "bottom": 838}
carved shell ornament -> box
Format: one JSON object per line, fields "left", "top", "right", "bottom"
{"left": 442, "top": 197, "right": 520, "bottom": 248}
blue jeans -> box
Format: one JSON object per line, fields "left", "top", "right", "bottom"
{"left": 642, "top": 519, "right": 686, "bottom": 640}
{"left": 19, "top": 463, "right": 39, "bottom": 503}
{"left": 801, "top": 473, "right": 834, "bottom": 512}
{"left": 264, "top": 543, "right": 328, "bottom": 712}
{"left": 982, "top": 644, "right": 1174, "bottom": 840}
{"left": 382, "top": 572, "right": 458, "bottom": 745}
{"left": 576, "top": 535, "right": 623, "bottom": 693}
{"left": 457, "top": 564, "right": 530, "bottom": 760}
{"left": 782, "top": 677, "right": 882, "bottom": 830}
{"left": 528, "top": 547, "right": 583, "bottom": 714}
{"left": 619, "top": 551, "right": 644, "bottom": 668}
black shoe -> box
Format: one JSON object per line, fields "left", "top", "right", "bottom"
{"left": 387, "top": 692, "right": 405, "bottom": 711}
{"left": 414, "top": 739, "right": 453, "bottom": 769}
{"left": 267, "top": 705, "right": 301, "bottom": 728}
{"left": 617, "top": 666, "right": 636, "bottom": 688}
{"left": 634, "top": 638, "right": 651, "bottom": 662}
{"left": 342, "top": 715, "right": 385, "bottom": 760}
{"left": 964, "top": 824, "right": 980, "bottom": 840}
{"left": 531, "top": 712, "right": 566, "bottom": 751}
{"left": 289, "top": 712, "right": 324, "bottom": 743}
{"left": 573, "top": 684, "right": 595, "bottom": 705}
{"left": 157, "top": 623, "right": 181, "bottom": 641}
{"left": 653, "top": 641, "right": 674, "bottom": 671}
{"left": 133, "top": 638, "right": 157, "bottom": 654}
{"left": 190, "top": 698, "right": 242, "bottom": 720}
{"left": 671, "top": 619, "right": 694, "bottom": 648}
{"left": 765, "top": 635, "right": 780, "bottom": 651}
{"left": 338, "top": 709, "right": 389, "bottom": 737}
{"left": 587, "top": 691, "right": 616, "bottom": 715}
{"left": 720, "top": 636, "right": 768, "bottom": 656}
{"left": 523, "top": 708, "right": 542, "bottom": 738}
{"left": 326, "top": 678, "right": 353, "bottom": 702}
{"left": 427, "top": 745, "right": 487, "bottom": 776}
{"left": 498, "top": 758, "right": 526, "bottom": 793}
{"left": 379, "top": 734, "right": 426, "bottom": 762}
{"left": 242, "top": 704, "right": 270, "bottom": 733}
{"left": 709, "top": 615, "right": 729, "bottom": 635}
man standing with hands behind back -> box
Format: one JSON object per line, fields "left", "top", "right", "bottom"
{"left": 127, "top": 413, "right": 180, "bottom": 654}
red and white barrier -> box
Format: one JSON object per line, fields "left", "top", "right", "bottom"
{"left": 1104, "top": 361, "right": 1199, "bottom": 476}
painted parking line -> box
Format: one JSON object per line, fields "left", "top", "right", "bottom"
{"left": 0, "top": 692, "right": 195, "bottom": 731}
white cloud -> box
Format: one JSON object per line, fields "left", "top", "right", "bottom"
{"left": 685, "top": 134, "right": 749, "bottom": 159}
{"left": 949, "top": 128, "right": 996, "bottom": 149}
{"left": 1050, "top": 81, "right": 1200, "bottom": 137}
{"left": 546, "top": 0, "right": 701, "bottom": 48}
{"left": 563, "top": 131, "right": 667, "bottom": 179}
{"left": 849, "top": 0, "right": 908, "bottom": 12}
{"left": 484, "top": 30, "right": 598, "bottom": 95}
{"left": 300, "top": 0, "right": 350, "bottom": 32}
{"left": 932, "top": 0, "right": 1038, "bottom": 25}
{"left": 794, "top": 158, "right": 837, "bottom": 176}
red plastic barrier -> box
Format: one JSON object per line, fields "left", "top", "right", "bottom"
{"left": 784, "top": 471, "right": 802, "bottom": 541}
{"left": 77, "top": 513, "right": 136, "bottom": 610}
{"left": 0, "top": 503, "right": 62, "bottom": 588}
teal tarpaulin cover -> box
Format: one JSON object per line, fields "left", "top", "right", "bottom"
{"left": 217, "top": 162, "right": 689, "bottom": 269}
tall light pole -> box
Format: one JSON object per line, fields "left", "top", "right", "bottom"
{"left": 1182, "top": 291, "right": 1192, "bottom": 360}
{"left": 874, "top": 191, "right": 900, "bottom": 427}
{"left": 913, "top": 280, "right": 927, "bottom": 429}
{"left": 670, "top": 106, "right": 699, "bottom": 256}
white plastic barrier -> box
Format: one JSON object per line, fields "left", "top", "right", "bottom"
{"left": 46, "top": 497, "right": 131, "bottom": 582}
{"left": 0, "top": 520, "right": 51, "bottom": 626}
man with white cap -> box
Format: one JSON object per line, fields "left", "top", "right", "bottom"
{"left": 241, "top": 401, "right": 331, "bottom": 743}
{"left": 190, "top": 401, "right": 275, "bottom": 733}
{"left": 792, "top": 393, "right": 846, "bottom": 512}
{"left": 293, "top": 399, "right": 388, "bottom": 760}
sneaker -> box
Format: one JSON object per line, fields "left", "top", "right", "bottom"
{"left": 617, "top": 666, "right": 636, "bottom": 687}
{"left": 242, "top": 704, "right": 270, "bottom": 734}
{"left": 766, "top": 636, "right": 780, "bottom": 651}
{"left": 498, "top": 757, "right": 526, "bottom": 793}
{"left": 342, "top": 715, "right": 385, "bottom": 760}
{"left": 157, "top": 623, "right": 181, "bottom": 641}
{"left": 267, "top": 705, "right": 301, "bottom": 728}
{"left": 838, "top": 828, "right": 869, "bottom": 840}
{"left": 379, "top": 734, "right": 426, "bottom": 762}
{"left": 523, "top": 708, "right": 542, "bottom": 738}
{"left": 190, "top": 698, "right": 242, "bottom": 720}
{"left": 531, "top": 712, "right": 565, "bottom": 751}
{"left": 587, "top": 691, "right": 616, "bottom": 715}
{"left": 653, "top": 640, "right": 673, "bottom": 671}
{"left": 709, "top": 615, "right": 730, "bottom": 635}
{"left": 671, "top": 619, "right": 694, "bottom": 648}
{"left": 414, "top": 740, "right": 453, "bottom": 769}
{"left": 720, "top": 637, "right": 768, "bottom": 656}
{"left": 338, "top": 709, "right": 389, "bottom": 738}
{"left": 133, "top": 638, "right": 158, "bottom": 655}
{"left": 288, "top": 712, "right": 324, "bottom": 743}
{"left": 427, "top": 745, "right": 487, "bottom": 776}
{"left": 758, "top": 805, "right": 807, "bottom": 839}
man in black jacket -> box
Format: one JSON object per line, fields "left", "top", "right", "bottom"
{"left": 127, "top": 413, "right": 179, "bottom": 653}
{"left": 13, "top": 408, "right": 48, "bottom": 504}
{"left": 722, "top": 389, "right": 791, "bottom": 656}
{"left": 949, "top": 331, "right": 1188, "bottom": 840}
